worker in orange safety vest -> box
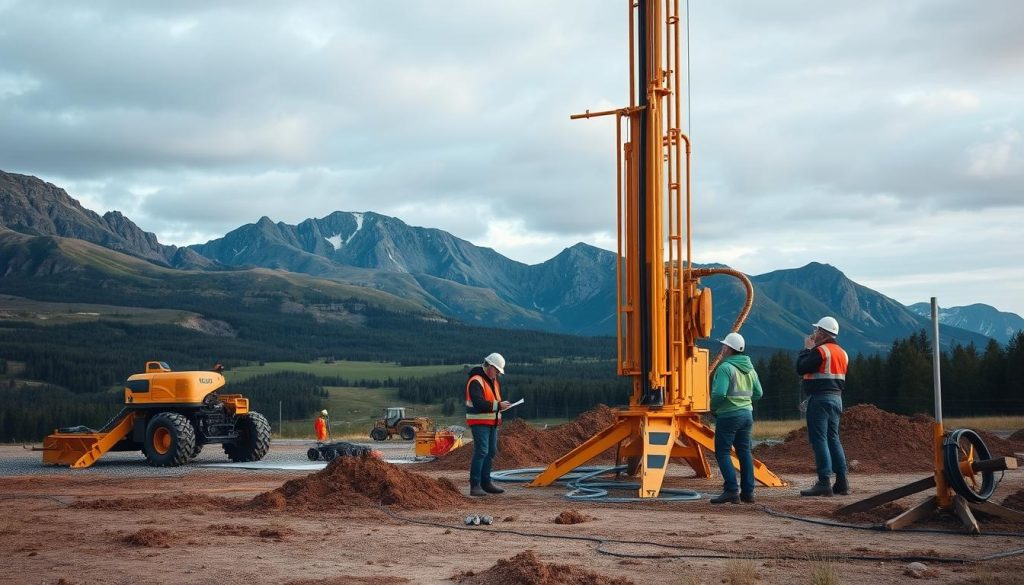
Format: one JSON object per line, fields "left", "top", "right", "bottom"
{"left": 314, "top": 409, "right": 330, "bottom": 443}
{"left": 797, "top": 316, "right": 850, "bottom": 497}
{"left": 465, "top": 352, "right": 511, "bottom": 497}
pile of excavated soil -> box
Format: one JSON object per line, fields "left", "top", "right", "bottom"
{"left": 1002, "top": 489, "right": 1024, "bottom": 511}
{"left": 453, "top": 550, "right": 634, "bottom": 585}
{"left": 78, "top": 494, "right": 235, "bottom": 512}
{"left": 553, "top": 510, "right": 590, "bottom": 524}
{"left": 833, "top": 502, "right": 907, "bottom": 525}
{"left": 250, "top": 454, "right": 465, "bottom": 511}
{"left": 422, "top": 405, "right": 618, "bottom": 471}
{"left": 121, "top": 528, "right": 173, "bottom": 547}
{"left": 754, "top": 404, "right": 1024, "bottom": 474}
{"left": 1011, "top": 429, "right": 1024, "bottom": 442}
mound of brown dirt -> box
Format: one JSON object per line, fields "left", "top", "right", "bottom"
{"left": 1010, "top": 429, "right": 1024, "bottom": 442}
{"left": 833, "top": 502, "right": 907, "bottom": 525}
{"left": 754, "top": 404, "right": 1023, "bottom": 474}
{"left": 554, "top": 510, "right": 590, "bottom": 524}
{"left": 78, "top": 494, "right": 234, "bottom": 512}
{"left": 1002, "top": 489, "right": 1024, "bottom": 511}
{"left": 121, "top": 528, "right": 172, "bottom": 547}
{"left": 422, "top": 405, "right": 618, "bottom": 471}
{"left": 250, "top": 454, "right": 465, "bottom": 511}
{"left": 453, "top": 550, "right": 634, "bottom": 585}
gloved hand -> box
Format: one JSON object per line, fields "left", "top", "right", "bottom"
{"left": 799, "top": 398, "right": 809, "bottom": 415}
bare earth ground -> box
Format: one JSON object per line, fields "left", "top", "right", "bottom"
{"left": 2, "top": 442, "right": 1024, "bottom": 585}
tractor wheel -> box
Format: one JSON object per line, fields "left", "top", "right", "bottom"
{"left": 323, "top": 448, "right": 338, "bottom": 461}
{"left": 370, "top": 427, "right": 389, "bottom": 441}
{"left": 307, "top": 447, "right": 320, "bottom": 461}
{"left": 223, "top": 412, "right": 272, "bottom": 462}
{"left": 143, "top": 412, "right": 196, "bottom": 467}
{"left": 399, "top": 425, "right": 416, "bottom": 441}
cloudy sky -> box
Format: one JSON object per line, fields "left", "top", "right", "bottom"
{"left": 2, "top": 1, "right": 1023, "bottom": 315}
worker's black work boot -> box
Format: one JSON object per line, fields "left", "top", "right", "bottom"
{"left": 833, "top": 476, "right": 850, "bottom": 496}
{"left": 469, "top": 484, "right": 487, "bottom": 497}
{"left": 710, "top": 491, "right": 740, "bottom": 504}
{"left": 740, "top": 493, "right": 755, "bottom": 504}
{"left": 800, "top": 480, "right": 833, "bottom": 497}
{"left": 482, "top": 482, "right": 505, "bottom": 494}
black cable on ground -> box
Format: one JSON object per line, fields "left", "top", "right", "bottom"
{"left": 0, "top": 494, "right": 72, "bottom": 506}
{"left": 379, "top": 505, "right": 1024, "bottom": 564}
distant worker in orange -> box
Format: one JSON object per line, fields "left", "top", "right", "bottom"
{"left": 314, "top": 409, "right": 330, "bottom": 443}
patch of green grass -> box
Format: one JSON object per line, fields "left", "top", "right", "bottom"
{"left": 227, "top": 360, "right": 464, "bottom": 383}
{"left": 0, "top": 294, "right": 194, "bottom": 327}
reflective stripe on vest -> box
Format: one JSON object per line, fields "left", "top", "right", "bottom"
{"left": 726, "top": 366, "right": 755, "bottom": 398}
{"left": 803, "top": 342, "right": 848, "bottom": 381}
{"left": 465, "top": 374, "right": 502, "bottom": 426}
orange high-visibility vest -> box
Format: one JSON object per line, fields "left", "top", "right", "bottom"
{"left": 314, "top": 417, "right": 328, "bottom": 441}
{"left": 465, "top": 374, "right": 502, "bottom": 426}
{"left": 802, "top": 342, "right": 848, "bottom": 383}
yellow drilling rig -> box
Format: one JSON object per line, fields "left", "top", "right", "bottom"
{"left": 530, "top": 0, "right": 783, "bottom": 498}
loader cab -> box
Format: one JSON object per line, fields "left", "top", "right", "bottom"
{"left": 146, "top": 361, "right": 172, "bottom": 373}
{"left": 384, "top": 407, "right": 406, "bottom": 427}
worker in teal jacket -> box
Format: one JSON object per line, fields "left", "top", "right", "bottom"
{"left": 709, "top": 332, "right": 763, "bottom": 504}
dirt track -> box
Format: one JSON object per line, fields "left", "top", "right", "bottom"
{"left": 3, "top": 438, "right": 1024, "bottom": 585}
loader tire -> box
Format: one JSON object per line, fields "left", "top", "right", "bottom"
{"left": 399, "top": 425, "right": 416, "bottom": 441}
{"left": 307, "top": 447, "right": 320, "bottom": 461}
{"left": 223, "top": 412, "right": 271, "bottom": 462}
{"left": 144, "top": 412, "right": 196, "bottom": 467}
{"left": 190, "top": 442, "right": 204, "bottom": 460}
{"left": 370, "top": 427, "right": 388, "bottom": 441}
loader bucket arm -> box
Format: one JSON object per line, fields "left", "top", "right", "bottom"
{"left": 42, "top": 411, "right": 138, "bottom": 469}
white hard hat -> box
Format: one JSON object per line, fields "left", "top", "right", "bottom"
{"left": 719, "top": 332, "right": 745, "bottom": 352}
{"left": 320, "top": 409, "right": 328, "bottom": 416}
{"left": 812, "top": 316, "right": 840, "bottom": 336}
{"left": 484, "top": 352, "right": 506, "bottom": 375}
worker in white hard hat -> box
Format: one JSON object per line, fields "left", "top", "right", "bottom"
{"left": 464, "top": 352, "right": 511, "bottom": 497}
{"left": 314, "top": 409, "right": 330, "bottom": 443}
{"left": 708, "top": 332, "right": 763, "bottom": 504}
{"left": 797, "top": 316, "right": 850, "bottom": 497}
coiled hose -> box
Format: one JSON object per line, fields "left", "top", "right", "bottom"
{"left": 942, "top": 428, "right": 996, "bottom": 503}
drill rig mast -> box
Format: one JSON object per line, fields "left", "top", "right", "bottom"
{"left": 530, "top": 0, "right": 783, "bottom": 497}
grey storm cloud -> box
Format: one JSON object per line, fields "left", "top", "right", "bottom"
{"left": 1, "top": 0, "right": 1022, "bottom": 313}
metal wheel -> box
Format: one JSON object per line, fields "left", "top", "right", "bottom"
{"left": 399, "top": 425, "right": 416, "bottom": 441}
{"left": 370, "top": 427, "right": 388, "bottom": 441}
{"left": 307, "top": 447, "right": 320, "bottom": 461}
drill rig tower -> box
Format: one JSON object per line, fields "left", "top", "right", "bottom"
{"left": 529, "top": 0, "right": 783, "bottom": 497}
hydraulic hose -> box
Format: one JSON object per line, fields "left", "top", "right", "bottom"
{"left": 690, "top": 267, "right": 754, "bottom": 372}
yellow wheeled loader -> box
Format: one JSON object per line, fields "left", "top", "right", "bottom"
{"left": 42, "top": 361, "right": 272, "bottom": 468}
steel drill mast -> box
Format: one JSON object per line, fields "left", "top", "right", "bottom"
{"left": 530, "top": 0, "right": 782, "bottom": 497}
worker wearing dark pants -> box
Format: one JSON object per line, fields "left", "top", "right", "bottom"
{"left": 465, "top": 353, "right": 511, "bottom": 497}
{"left": 797, "top": 317, "right": 850, "bottom": 497}
{"left": 709, "top": 333, "right": 762, "bottom": 504}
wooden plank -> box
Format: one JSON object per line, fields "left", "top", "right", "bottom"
{"left": 969, "top": 500, "right": 1024, "bottom": 522}
{"left": 836, "top": 475, "right": 935, "bottom": 515}
{"left": 885, "top": 496, "right": 937, "bottom": 530}
{"left": 953, "top": 495, "right": 980, "bottom": 534}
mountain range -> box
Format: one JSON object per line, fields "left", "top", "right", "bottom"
{"left": 1, "top": 170, "right": 1018, "bottom": 354}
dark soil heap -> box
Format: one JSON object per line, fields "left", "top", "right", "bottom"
{"left": 423, "top": 405, "right": 617, "bottom": 471}
{"left": 250, "top": 454, "right": 465, "bottom": 511}
{"left": 754, "top": 404, "right": 1023, "bottom": 474}
{"left": 1011, "top": 428, "right": 1024, "bottom": 442}
{"left": 453, "top": 550, "right": 634, "bottom": 585}
{"left": 1003, "top": 489, "right": 1024, "bottom": 511}
{"left": 121, "top": 528, "right": 172, "bottom": 547}
{"left": 553, "top": 510, "right": 590, "bottom": 524}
